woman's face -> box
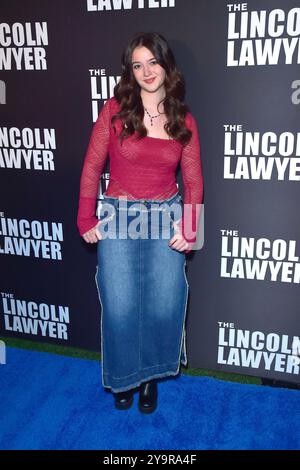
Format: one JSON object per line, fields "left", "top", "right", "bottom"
{"left": 131, "top": 46, "right": 166, "bottom": 94}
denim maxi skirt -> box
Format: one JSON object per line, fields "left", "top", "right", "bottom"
{"left": 94, "top": 191, "right": 189, "bottom": 393}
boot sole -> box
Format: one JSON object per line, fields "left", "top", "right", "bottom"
{"left": 138, "top": 399, "right": 157, "bottom": 414}
{"left": 114, "top": 395, "right": 134, "bottom": 410}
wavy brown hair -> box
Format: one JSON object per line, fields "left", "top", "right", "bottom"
{"left": 111, "top": 31, "right": 192, "bottom": 146}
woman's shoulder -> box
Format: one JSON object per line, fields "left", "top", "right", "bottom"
{"left": 106, "top": 96, "right": 120, "bottom": 113}
{"left": 104, "top": 97, "right": 122, "bottom": 134}
{"left": 184, "top": 109, "right": 197, "bottom": 130}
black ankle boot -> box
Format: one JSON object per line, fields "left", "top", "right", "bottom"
{"left": 138, "top": 379, "right": 158, "bottom": 414}
{"left": 113, "top": 388, "right": 134, "bottom": 410}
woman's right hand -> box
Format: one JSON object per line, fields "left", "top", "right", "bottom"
{"left": 82, "top": 221, "right": 103, "bottom": 244}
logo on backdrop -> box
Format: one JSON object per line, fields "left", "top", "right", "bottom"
{"left": 1, "top": 293, "right": 69, "bottom": 340}
{"left": 86, "top": 0, "right": 175, "bottom": 12}
{"left": 0, "top": 214, "right": 63, "bottom": 260}
{"left": 217, "top": 322, "right": 300, "bottom": 376}
{"left": 226, "top": 4, "right": 300, "bottom": 66}
{"left": 0, "top": 127, "right": 56, "bottom": 170}
{"left": 220, "top": 230, "right": 300, "bottom": 283}
{"left": 0, "top": 22, "right": 48, "bottom": 70}
{"left": 223, "top": 125, "right": 300, "bottom": 181}
{"left": 97, "top": 172, "right": 110, "bottom": 201}
{"left": 88, "top": 68, "right": 120, "bottom": 192}
{"left": 89, "top": 69, "right": 120, "bottom": 122}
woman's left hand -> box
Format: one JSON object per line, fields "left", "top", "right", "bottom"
{"left": 168, "top": 220, "right": 190, "bottom": 252}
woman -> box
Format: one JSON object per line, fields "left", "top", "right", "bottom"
{"left": 77, "top": 31, "right": 203, "bottom": 414}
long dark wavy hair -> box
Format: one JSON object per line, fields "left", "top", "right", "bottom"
{"left": 111, "top": 31, "right": 192, "bottom": 146}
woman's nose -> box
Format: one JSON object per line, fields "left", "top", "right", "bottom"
{"left": 144, "top": 64, "right": 151, "bottom": 77}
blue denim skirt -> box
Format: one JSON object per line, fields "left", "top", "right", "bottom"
{"left": 94, "top": 191, "right": 189, "bottom": 393}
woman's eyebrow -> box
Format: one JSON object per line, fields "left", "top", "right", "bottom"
{"left": 131, "top": 57, "right": 156, "bottom": 65}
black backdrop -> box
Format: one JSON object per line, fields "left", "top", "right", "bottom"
{"left": 1, "top": 0, "right": 300, "bottom": 383}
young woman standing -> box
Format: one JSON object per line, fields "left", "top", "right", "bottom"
{"left": 77, "top": 31, "right": 203, "bottom": 414}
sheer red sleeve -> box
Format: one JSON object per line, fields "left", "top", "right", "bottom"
{"left": 76, "top": 99, "right": 111, "bottom": 236}
{"left": 180, "top": 112, "right": 204, "bottom": 254}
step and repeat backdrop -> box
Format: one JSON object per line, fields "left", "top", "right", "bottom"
{"left": 1, "top": 0, "right": 299, "bottom": 383}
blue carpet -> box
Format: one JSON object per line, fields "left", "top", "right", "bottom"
{"left": 0, "top": 347, "right": 300, "bottom": 450}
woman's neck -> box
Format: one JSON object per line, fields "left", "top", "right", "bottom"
{"left": 140, "top": 89, "right": 166, "bottom": 114}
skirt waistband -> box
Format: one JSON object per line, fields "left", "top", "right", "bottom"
{"left": 101, "top": 191, "right": 182, "bottom": 210}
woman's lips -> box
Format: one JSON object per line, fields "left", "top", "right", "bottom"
{"left": 144, "top": 78, "right": 155, "bottom": 84}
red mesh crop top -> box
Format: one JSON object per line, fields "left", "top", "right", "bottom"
{"left": 77, "top": 96, "right": 203, "bottom": 253}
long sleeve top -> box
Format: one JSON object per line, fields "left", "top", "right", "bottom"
{"left": 77, "top": 96, "right": 203, "bottom": 253}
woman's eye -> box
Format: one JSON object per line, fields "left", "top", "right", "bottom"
{"left": 133, "top": 61, "right": 157, "bottom": 70}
